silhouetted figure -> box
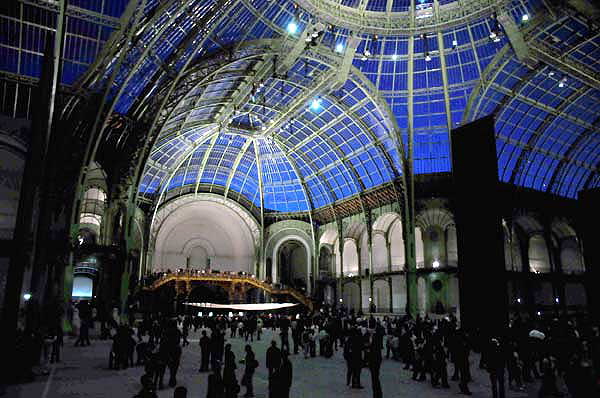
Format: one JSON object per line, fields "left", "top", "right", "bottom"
{"left": 273, "top": 351, "right": 293, "bottom": 398}
{"left": 223, "top": 344, "right": 240, "bottom": 398}
{"left": 455, "top": 331, "right": 472, "bottom": 395}
{"left": 483, "top": 337, "right": 506, "bottom": 398}
{"left": 368, "top": 343, "right": 383, "bottom": 398}
{"left": 349, "top": 329, "right": 364, "bottom": 389}
{"left": 199, "top": 330, "right": 211, "bottom": 372}
{"left": 266, "top": 340, "right": 281, "bottom": 397}
{"left": 207, "top": 363, "right": 225, "bottom": 398}
{"left": 241, "top": 345, "right": 257, "bottom": 397}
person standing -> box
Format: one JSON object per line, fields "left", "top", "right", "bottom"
{"left": 483, "top": 337, "right": 506, "bottom": 398}
{"left": 206, "top": 362, "right": 225, "bottom": 398}
{"left": 256, "top": 317, "right": 263, "bottom": 341}
{"left": 266, "top": 340, "right": 281, "bottom": 397}
{"left": 266, "top": 340, "right": 281, "bottom": 377}
{"left": 367, "top": 340, "right": 383, "bottom": 398}
{"left": 455, "top": 330, "right": 472, "bottom": 395}
{"left": 199, "top": 330, "right": 211, "bottom": 372}
{"left": 241, "top": 345, "right": 257, "bottom": 398}
{"left": 223, "top": 344, "right": 239, "bottom": 398}
{"left": 274, "top": 351, "right": 293, "bottom": 398}
{"left": 350, "top": 328, "right": 364, "bottom": 389}
{"left": 343, "top": 335, "right": 353, "bottom": 386}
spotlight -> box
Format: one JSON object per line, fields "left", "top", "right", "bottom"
{"left": 364, "top": 49, "right": 371, "bottom": 57}
{"left": 489, "top": 31, "right": 497, "bottom": 40}
{"left": 517, "top": 298, "right": 521, "bottom": 303}
{"left": 23, "top": 293, "right": 32, "bottom": 301}
{"left": 368, "top": 297, "right": 373, "bottom": 302}
{"left": 558, "top": 76, "right": 567, "bottom": 88}
{"left": 339, "top": 298, "right": 343, "bottom": 303}
{"left": 425, "top": 53, "right": 432, "bottom": 62}
{"left": 548, "top": 71, "right": 555, "bottom": 77}
{"left": 522, "top": 14, "right": 529, "bottom": 22}
{"left": 452, "top": 39, "right": 458, "bottom": 47}
{"left": 310, "top": 98, "right": 322, "bottom": 111}
{"left": 335, "top": 42, "right": 344, "bottom": 53}
{"left": 432, "top": 260, "right": 440, "bottom": 268}
{"left": 287, "top": 21, "right": 298, "bottom": 35}
{"left": 391, "top": 53, "right": 398, "bottom": 60}
{"left": 361, "top": 54, "right": 368, "bottom": 61}
{"left": 555, "top": 297, "right": 559, "bottom": 303}
{"left": 311, "top": 29, "right": 319, "bottom": 38}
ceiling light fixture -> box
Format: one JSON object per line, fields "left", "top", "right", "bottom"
{"left": 335, "top": 42, "right": 344, "bottom": 53}
{"left": 558, "top": 75, "right": 567, "bottom": 88}
{"left": 425, "top": 52, "right": 432, "bottom": 62}
{"left": 310, "top": 98, "right": 322, "bottom": 111}
{"left": 287, "top": 21, "right": 298, "bottom": 35}
{"left": 522, "top": 14, "right": 529, "bottom": 22}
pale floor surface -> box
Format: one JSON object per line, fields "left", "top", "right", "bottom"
{"left": 4, "top": 328, "right": 548, "bottom": 398}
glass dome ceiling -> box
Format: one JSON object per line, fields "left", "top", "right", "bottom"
{"left": 1, "top": 0, "right": 599, "bottom": 212}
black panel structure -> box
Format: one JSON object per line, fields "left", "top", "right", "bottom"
{"left": 451, "top": 115, "right": 508, "bottom": 335}
{"left": 577, "top": 188, "right": 600, "bottom": 323}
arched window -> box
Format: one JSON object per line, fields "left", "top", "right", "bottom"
{"left": 560, "top": 237, "right": 585, "bottom": 274}
{"left": 529, "top": 235, "right": 551, "bottom": 273}
{"left": 79, "top": 187, "right": 106, "bottom": 228}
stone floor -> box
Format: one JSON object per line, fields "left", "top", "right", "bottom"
{"left": 4, "top": 328, "right": 550, "bottom": 398}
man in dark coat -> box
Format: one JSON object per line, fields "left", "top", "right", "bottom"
{"left": 199, "top": 330, "right": 211, "bottom": 372}
{"left": 241, "top": 345, "right": 257, "bottom": 398}
{"left": 274, "top": 351, "right": 293, "bottom": 398}
{"left": 482, "top": 337, "right": 506, "bottom": 398}
{"left": 266, "top": 340, "right": 282, "bottom": 397}
{"left": 367, "top": 341, "right": 383, "bottom": 398}
{"left": 350, "top": 329, "right": 364, "bottom": 389}
{"left": 266, "top": 340, "right": 282, "bottom": 376}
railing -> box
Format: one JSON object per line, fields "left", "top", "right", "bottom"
{"left": 146, "top": 271, "right": 314, "bottom": 310}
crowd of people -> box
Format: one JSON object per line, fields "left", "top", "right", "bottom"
{"left": 8, "top": 299, "right": 600, "bottom": 398}
{"left": 125, "top": 307, "right": 600, "bottom": 398}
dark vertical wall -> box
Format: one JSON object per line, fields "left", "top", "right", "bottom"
{"left": 451, "top": 115, "right": 508, "bottom": 335}
{"left": 577, "top": 188, "right": 600, "bottom": 323}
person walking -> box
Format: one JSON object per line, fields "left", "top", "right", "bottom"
{"left": 241, "top": 345, "right": 257, "bottom": 398}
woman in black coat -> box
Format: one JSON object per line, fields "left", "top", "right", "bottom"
{"left": 223, "top": 344, "right": 240, "bottom": 398}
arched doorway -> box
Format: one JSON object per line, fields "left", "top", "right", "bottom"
{"left": 276, "top": 240, "right": 309, "bottom": 292}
